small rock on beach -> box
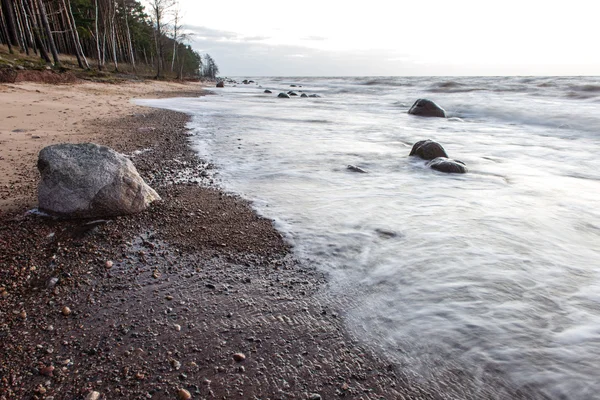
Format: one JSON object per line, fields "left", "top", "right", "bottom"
{"left": 177, "top": 388, "right": 192, "bottom": 399}
{"left": 85, "top": 391, "right": 101, "bottom": 400}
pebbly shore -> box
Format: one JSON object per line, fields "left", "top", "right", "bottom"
{"left": 0, "top": 106, "right": 433, "bottom": 399}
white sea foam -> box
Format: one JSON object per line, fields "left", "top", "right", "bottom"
{"left": 138, "top": 76, "right": 600, "bottom": 399}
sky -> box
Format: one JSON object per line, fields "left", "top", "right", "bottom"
{"left": 170, "top": 0, "right": 599, "bottom": 76}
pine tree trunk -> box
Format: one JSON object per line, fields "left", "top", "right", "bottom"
{"left": 20, "top": 0, "right": 36, "bottom": 54}
{"left": 23, "top": 0, "right": 51, "bottom": 63}
{"left": 16, "top": 0, "right": 34, "bottom": 54}
{"left": 109, "top": 1, "right": 117, "bottom": 71}
{"left": 0, "top": 7, "right": 14, "bottom": 53}
{"left": 59, "top": 0, "right": 83, "bottom": 68}
{"left": 94, "top": 0, "right": 102, "bottom": 70}
{"left": 154, "top": 21, "right": 161, "bottom": 78}
{"left": 64, "top": 0, "right": 89, "bottom": 69}
{"left": 1, "top": 0, "right": 20, "bottom": 47}
{"left": 171, "top": 40, "right": 176, "bottom": 72}
{"left": 122, "top": 0, "right": 135, "bottom": 70}
{"left": 13, "top": 0, "right": 29, "bottom": 54}
{"left": 36, "top": 0, "right": 60, "bottom": 65}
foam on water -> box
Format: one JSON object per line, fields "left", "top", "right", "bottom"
{"left": 138, "top": 76, "right": 600, "bottom": 399}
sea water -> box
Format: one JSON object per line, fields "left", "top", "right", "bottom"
{"left": 139, "top": 76, "right": 600, "bottom": 399}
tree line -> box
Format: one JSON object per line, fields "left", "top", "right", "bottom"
{"left": 0, "top": 0, "right": 219, "bottom": 80}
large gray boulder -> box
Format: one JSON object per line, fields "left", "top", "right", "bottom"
{"left": 428, "top": 157, "right": 468, "bottom": 173}
{"left": 409, "top": 139, "right": 449, "bottom": 160}
{"left": 37, "top": 143, "right": 160, "bottom": 218}
{"left": 408, "top": 99, "right": 446, "bottom": 118}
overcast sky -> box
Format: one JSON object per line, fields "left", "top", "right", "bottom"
{"left": 170, "top": 0, "right": 599, "bottom": 76}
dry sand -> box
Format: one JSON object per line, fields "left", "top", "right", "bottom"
{"left": 0, "top": 80, "right": 209, "bottom": 214}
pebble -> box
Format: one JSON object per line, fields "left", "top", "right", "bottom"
{"left": 85, "top": 391, "right": 101, "bottom": 400}
{"left": 177, "top": 388, "right": 192, "bottom": 400}
{"left": 105, "top": 260, "right": 113, "bottom": 268}
{"left": 19, "top": 311, "right": 27, "bottom": 320}
{"left": 40, "top": 365, "right": 55, "bottom": 376}
{"left": 62, "top": 306, "right": 72, "bottom": 316}
{"left": 171, "top": 359, "right": 182, "bottom": 370}
{"left": 174, "top": 324, "right": 181, "bottom": 331}
{"left": 309, "top": 394, "right": 322, "bottom": 400}
{"left": 165, "top": 295, "right": 173, "bottom": 300}
{"left": 233, "top": 353, "right": 246, "bottom": 362}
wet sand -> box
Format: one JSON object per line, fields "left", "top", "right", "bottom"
{"left": 0, "top": 82, "right": 431, "bottom": 399}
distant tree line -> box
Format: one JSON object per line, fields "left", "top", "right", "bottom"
{"left": 0, "top": 0, "right": 219, "bottom": 80}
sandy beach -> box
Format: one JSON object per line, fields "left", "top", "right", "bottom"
{"left": 0, "top": 80, "right": 208, "bottom": 215}
{"left": 0, "top": 80, "right": 435, "bottom": 399}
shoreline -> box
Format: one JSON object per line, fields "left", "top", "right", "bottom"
{"left": 0, "top": 82, "right": 427, "bottom": 399}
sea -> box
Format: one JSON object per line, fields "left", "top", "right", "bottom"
{"left": 139, "top": 76, "right": 600, "bottom": 400}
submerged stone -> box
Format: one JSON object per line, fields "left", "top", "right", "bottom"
{"left": 428, "top": 157, "right": 468, "bottom": 173}
{"left": 409, "top": 139, "right": 449, "bottom": 160}
{"left": 408, "top": 98, "right": 446, "bottom": 118}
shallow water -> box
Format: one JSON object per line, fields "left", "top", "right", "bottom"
{"left": 140, "top": 76, "right": 600, "bottom": 399}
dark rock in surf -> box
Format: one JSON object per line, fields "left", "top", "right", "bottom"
{"left": 308, "top": 94, "right": 320, "bottom": 98}
{"left": 409, "top": 140, "right": 448, "bottom": 160}
{"left": 290, "top": 84, "right": 297, "bottom": 87}
{"left": 408, "top": 98, "right": 446, "bottom": 118}
{"left": 301, "top": 93, "right": 308, "bottom": 98}
{"left": 216, "top": 81, "right": 224, "bottom": 88}
{"left": 427, "top": 157, "right": 468, "bottom": 173}
{"left": 288, "top": 91, "right": 298, "bottom": 96}
{"left": 278, "top": 93, "right": 290, "bottom": 98}
{"left": 264, "top": 89, "right": 272, "bottom": 94}
{"left": 347, "top": 165, "right": 367, "bottom": 173}
{"left": 242, "top": 80, "right": 249, "bottom": 84}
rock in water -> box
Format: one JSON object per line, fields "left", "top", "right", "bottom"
{"left": 408, "top": 99, "right": 446, "bottom": 118}
{"left": 38, "top": 143, "right": 160, "bottom": 218}
{"left": 347, "top": 165, "right": 367, "bottom": 173}
{"left": 428, "top": 157, "right": 468, "bottom": 173}
{"left": 409, "top": 139, "right": 449, "bottom": 160}
{"left": 278, "top": 93, "right": 290, "bottom": 98}
{"left": 264, "top": 89, "right": 272, "bottom": 93}
{"left": 216, "top": 81, "right": 224, "bottom": 88}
